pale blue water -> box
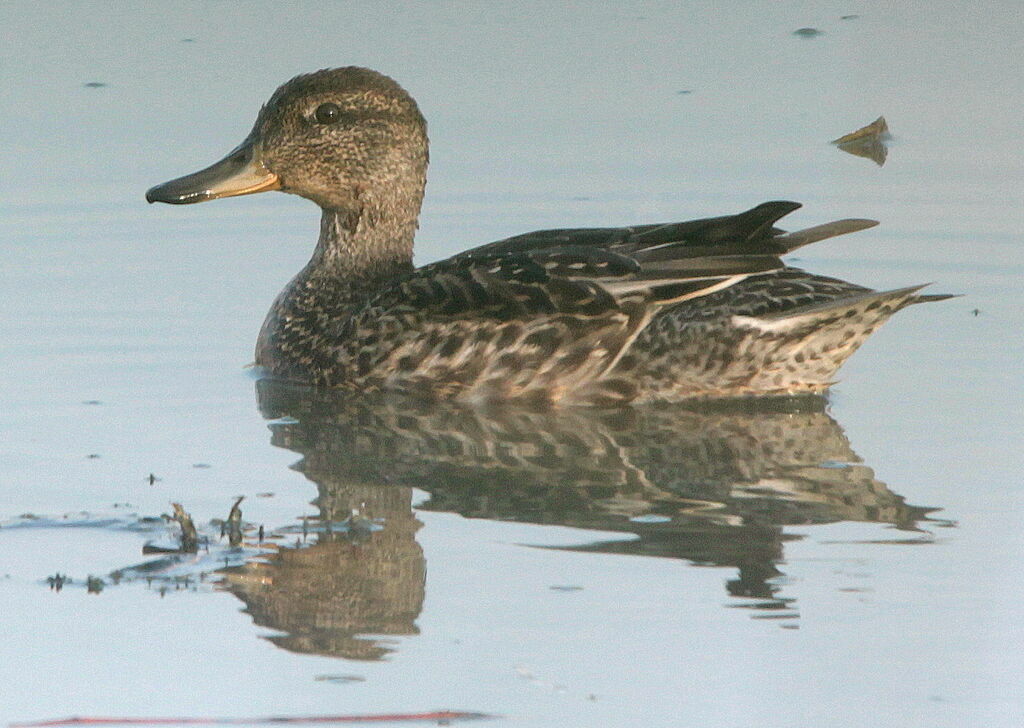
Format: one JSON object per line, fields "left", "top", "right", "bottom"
{"left": 1, "top": 2, "right": 1022, "bottom": 726}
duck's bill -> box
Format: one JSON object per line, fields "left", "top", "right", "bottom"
{"left": 145, "top": 137, "right": 280, "bottom": 204}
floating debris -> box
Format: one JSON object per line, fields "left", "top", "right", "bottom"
{"left": 793, "top": 27, "right": 824, "bottom": 38}
{"left": 86, "top": 454, "right": 100, "bottom": 459}
{"left": 82, "top": 400, "right": 102, "bottom": 405}
{"left": 171, "top": 503, "right": 198, "bottom": 553}
{"left": 840, "top": 14, "right": 860, "bottom": 20}
{"left": 223, "top": 496, "right": 245, "bottom": 547}
{"left": 147, "top": 473, "right": 161, "bottom": 485}
{"left": 831, "top": 116, "right": 890, "bottom": 166}
{"left": 192, "top": 463, "right": 212, "bottom": 469}
{"left": 83, "top": 82, "right": 108, "bottom": 88}
{"left": 46, "top": 573, "right": 70, "bottom": 592}
{"left": 181, "top": 38, "right": 196, "bottom": 42}
{"left": 549, "top": 585, "right": 583, "bottom": 592}
{"left": 832, "top": 116, "right": 890, "bottom": 144}
{"left": 20, "top": 506, "right": 282, "bottom": 598}
{"left": 676, "top": 89, "right": 693, "bottom": 95}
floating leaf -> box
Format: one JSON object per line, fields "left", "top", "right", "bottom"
{"left": 832, "top": 116, "right": 890, "bottom": 166}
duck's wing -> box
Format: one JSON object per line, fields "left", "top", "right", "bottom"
{"left": 424, "top": 200, "right": 879, "bottom": 309}
{"left": 452, "top": 200, "right": 876, "bottom": 260}
{"left": 434, "top": 201, "right": 800, "bottom": 306}
{"left": 366, "top": 201, "right": 819, "bottom": 325}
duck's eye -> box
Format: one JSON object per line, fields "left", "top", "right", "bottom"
{"left": 313, "top": 102, "right": 342, "bottom": 125}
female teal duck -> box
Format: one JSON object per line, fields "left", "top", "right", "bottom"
{"left": 147, "top": 67, "right": 946, "bottom": 405}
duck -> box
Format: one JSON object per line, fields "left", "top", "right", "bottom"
{"left": 146, "top": 67, "right": 947, "bottom": 406}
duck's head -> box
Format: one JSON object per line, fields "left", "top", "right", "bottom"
{"left": 146, "top": 67, "right": 428, "bottom": 214}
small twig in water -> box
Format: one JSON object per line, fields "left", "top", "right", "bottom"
{"left": 9, "top": 709, "right": 493, "bottom": 726}
{"left": 170, "top": 503, "right": 198, "bottom": 553}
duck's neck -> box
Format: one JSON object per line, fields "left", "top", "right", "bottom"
{"left": 309, "top": 206, "right": 416, "bottom": 288}
{"left": 255, "top": 201, "right": 419, "bottom": 375}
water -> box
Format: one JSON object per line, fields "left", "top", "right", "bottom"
{"left": 2, "top": 2, "right": 1022, "bottom": 726}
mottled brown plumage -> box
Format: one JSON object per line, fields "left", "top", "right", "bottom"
{"left": 147, "top": 67, "right": 948, "bottom": 405}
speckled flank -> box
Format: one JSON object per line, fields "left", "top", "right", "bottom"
{"left": 149, "top": 67, "right": 949, "bottom": 405}
{"left": 632, "top": 282, "right": 929, "bottom": 402}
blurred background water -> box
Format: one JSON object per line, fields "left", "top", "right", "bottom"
{"left": 1, "top": 2, "right": 1022, "bottom": 726}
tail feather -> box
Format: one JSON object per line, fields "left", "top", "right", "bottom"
{"left": 776, "top": 219, "right": 879, "bottom": 253}
{"left": 907, "top": 292, "right": 958, "bottom": 306}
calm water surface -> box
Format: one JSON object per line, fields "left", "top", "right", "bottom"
{"left": 1, "top": 2, "right": 1022, "bottom": 726}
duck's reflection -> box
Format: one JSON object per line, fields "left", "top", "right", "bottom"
{"left": 221, "top": 482, "right": 424, "bottom": 660}
{"left": 223, "top": 379, "right": 938, "bottom": 658}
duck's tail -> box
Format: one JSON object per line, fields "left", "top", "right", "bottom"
{"left": 775, "top": 218, "right": 880, "bottom": 253}
{"left": 726, "top": 284, "right": 948, "bottom": 394}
